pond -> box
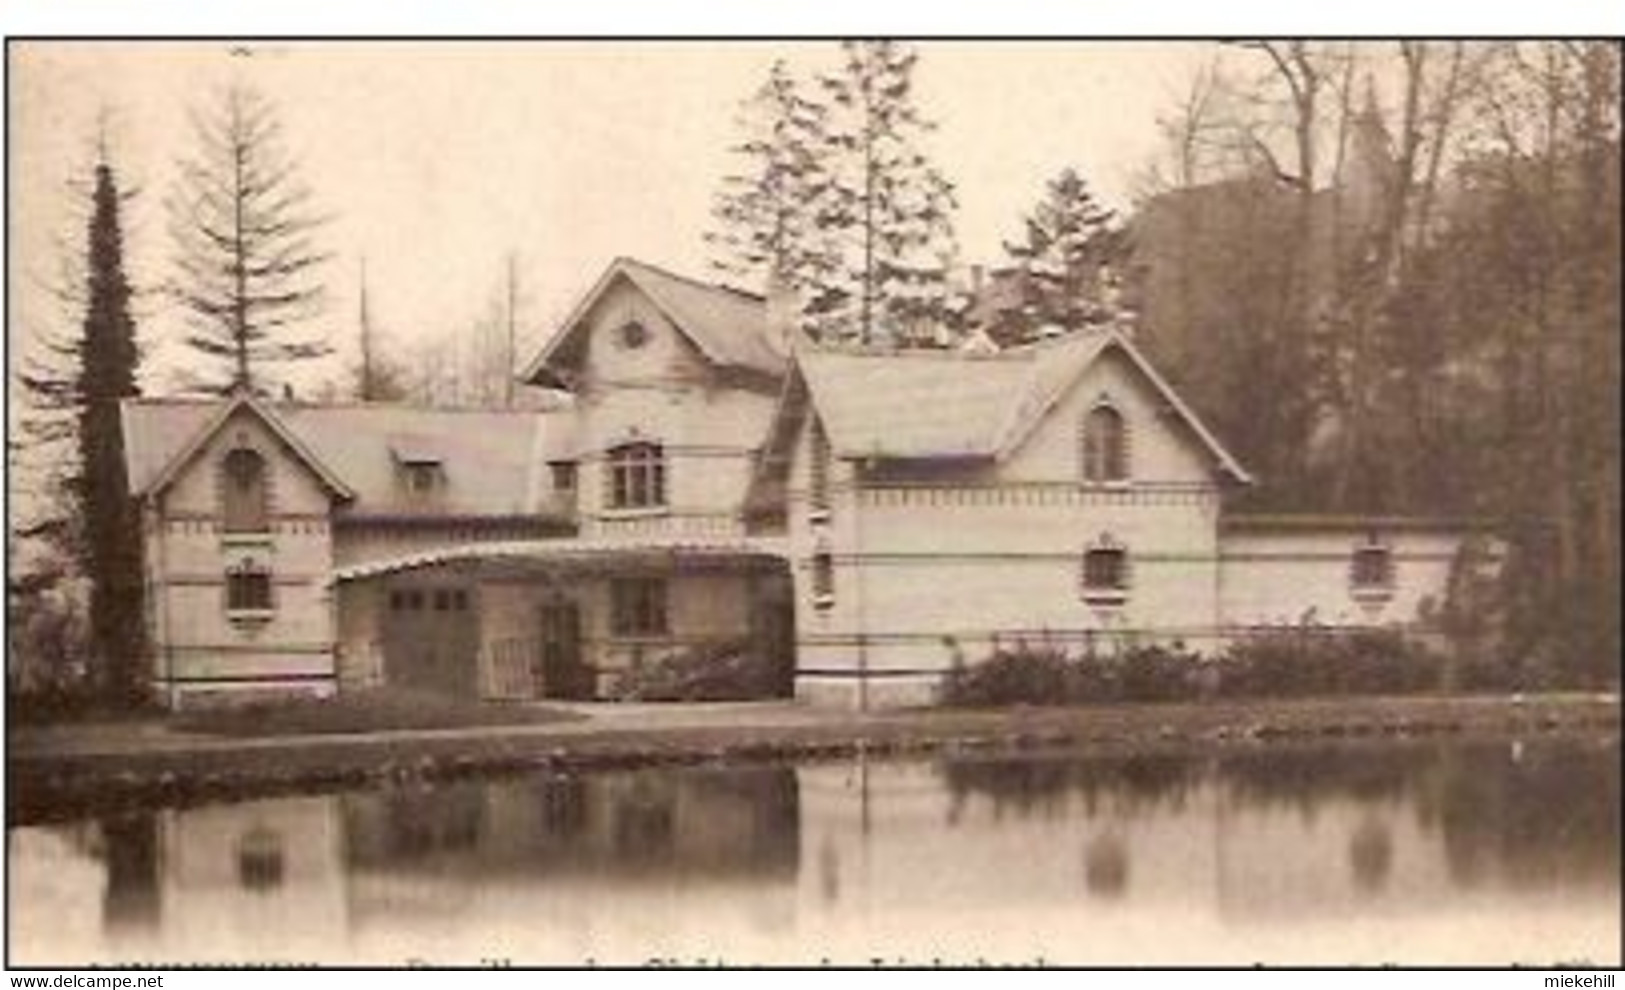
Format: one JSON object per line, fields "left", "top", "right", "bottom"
{"left": 8, "top": 735, "right": 1620, "bottom": 967}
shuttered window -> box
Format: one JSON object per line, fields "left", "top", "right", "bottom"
{"left": 222, "top": 448, "right": 269, "bottom": 532}
{"left": 1081, "top": 405, "right": 1128, "bottom": 483}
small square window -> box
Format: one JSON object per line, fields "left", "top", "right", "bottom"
{"left": 433, "top": 590, "right": 450, "bottom": 611}
{"left": 227, "top": 566, "right": 273, "bottom": 612}
{"left": 1081, "top": 546, "right": 1129, "bottom": 603}
{"left": 1352, "top": 544, "right": 1395, "bottom": 598}
{"left": 451, "top": 589, "right": 469, "bottom": 611}
{"left": 551, "top": 462, "right": 577, "bottom": 492}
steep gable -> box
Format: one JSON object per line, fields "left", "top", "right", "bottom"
{"left": 127, "top": 392, "right": 355, "bottom": 503}
{"left": 781, "top": 329, "right": 1248, "bottom": 480}
{"left": 124, "top": 399, "right": 566, "bottom": 519}
{"left": 520, "top": 257, "right": 784, "bottom": 390}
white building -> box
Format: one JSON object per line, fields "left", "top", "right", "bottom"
{"left": 123, "top": 257, "right": 1485, "bottom": 710}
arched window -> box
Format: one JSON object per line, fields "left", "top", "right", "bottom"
{"left": 605, "top": 442, "right": 666, "bottom": 510}
{"left": 222, "top": 448, "right": 269, "bottom": 533}
{"left": 1081, "top": 405, "right": 1127, "bottom": 483}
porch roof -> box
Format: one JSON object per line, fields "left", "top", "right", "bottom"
{"left": 329, "top": 537, "right": 787, "bottom": 584}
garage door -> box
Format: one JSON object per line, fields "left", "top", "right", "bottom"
{"left": 381, "top": 584, "right": 478, "bottom": 698}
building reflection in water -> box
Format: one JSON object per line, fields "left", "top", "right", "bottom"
{"left": 6, "top": 735, "right": 1615, "bottom": 964}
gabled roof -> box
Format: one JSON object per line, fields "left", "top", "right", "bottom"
{"left": 123, "top": 398, "right": 564, "bottom": 518}
{"left": 788, "top": 328, "right": 1251, "bottom": 482}
{"left": 127, "top": 392, "right": 356, "bottom": 502}
{"left": 519, "top": 257, "right": 785, "bottom": 386}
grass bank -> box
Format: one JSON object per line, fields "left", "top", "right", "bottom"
{"left": 7, "top": 692, "right": 1617, "bottom": 825}
{"left": 169, "top": 688, "right": 580, "bottom": 737}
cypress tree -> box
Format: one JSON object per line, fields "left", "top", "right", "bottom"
{"left": 77, "top": 159, "right": 149, "bottom": 706}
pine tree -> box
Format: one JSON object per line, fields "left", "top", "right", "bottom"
{"left": 815, "top": 41, "right": 959, "bottom": 347}
{"left": 706, "top": 59, "right": 837, "bottom": 331}
{"left": 167, "top": 83, "right": 332, "bottom": 394}
{"left": 996, "top": 168, "right": 1128, "bottom": 344}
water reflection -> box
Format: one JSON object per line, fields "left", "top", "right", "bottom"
{"left": 7, "top": 737, "right": 1618, "bottom": 966}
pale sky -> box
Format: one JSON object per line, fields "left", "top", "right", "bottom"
{"left": 8, "top": 41, "right": 1213, "bottom": 391}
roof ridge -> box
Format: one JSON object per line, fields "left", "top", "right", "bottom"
{"left": 124, "top": 396, "right": 566, "bottom": 415}
{"left": 122, "top": 396, "right": 220, "bottom": 407}
{"left": 283, "top": 402, "right": 560, "bottom": 415}
{"left": 802, "top": 344, "right": 1032, "bottom": 362}
{"left": 618, "top": 256, "right": 765, "bottom": 303}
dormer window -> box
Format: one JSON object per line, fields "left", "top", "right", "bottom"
{"left": 404, "top": 463, "right": 440, "bottom": 494}
{"left": 391, "top": 440, "right": 444, "bottom": 498}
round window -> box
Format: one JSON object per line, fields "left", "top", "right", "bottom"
{"left": 619, "top": 321, "right": 649, "bottom": 349}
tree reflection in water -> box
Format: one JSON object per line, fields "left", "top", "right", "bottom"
{"left": 938, "top": 736, "right": 1621, "bottom": 900}
{"left": 99, "top": 813, "right": 160, "bottom": 935}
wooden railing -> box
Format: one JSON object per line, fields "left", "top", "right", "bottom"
{"left": 580, "top": 509, "right": 748, "bottom": 543}
{"left": 856, "top": 482, "right": 1220, "bottom": 510}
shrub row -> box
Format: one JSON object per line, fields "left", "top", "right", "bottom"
{"left": 939, "top": 629, "right": 1501, "bottom": 708}
{"left": 607, "top": 638, "right": 783, "bottom": 702}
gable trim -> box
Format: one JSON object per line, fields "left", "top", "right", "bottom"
{"left": 519, "top": 257, "right": 768, "bottom": 387}
{"left": 996, "top": 330, "right": 1253, "bottom": 485}
{"left": 136, "top": 393, "right": 356, "bottom": 502}
{"left": 743, "top": 364, "right": 809, "bottom": 515}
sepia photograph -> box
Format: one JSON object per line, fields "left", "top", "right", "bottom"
{"left": 4, "top": 37, "right": 1621, "bottom": 968}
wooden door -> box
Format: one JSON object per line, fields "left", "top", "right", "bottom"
{"left": 538, "top": 599, "right": 590, "bottom": 699}
{"left": 382, "top": 584, "right": 478, "bottom": 698}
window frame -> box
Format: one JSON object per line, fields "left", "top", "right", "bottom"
{"left": 604, "top": 441, "right": 667, "bottom": 512}
{"left": 610, "top": 577, "right": 669, "bottom": 637}
{"left": 550, "top": 461, "right": 578, "bottom": 493}
{"left": 225, "top": 559, "right": 274, "bottom": 618}
{"left": 1080, "top": 403, "right": 1129, "bottom": 486}
{"left": 221, "top": 447, "right": 271, "bottom": 534}
{"left": 1080, "top": 538, "right": 1130, "bottom": 605}
{"left": 401, "top": 462, "right": 442, "bottom": 497}
{"left": 811, "top": 549, "right": 835, "bottom": 611}
{"left": 1350, "top": 539, "right": 1396, "bottom": 601}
